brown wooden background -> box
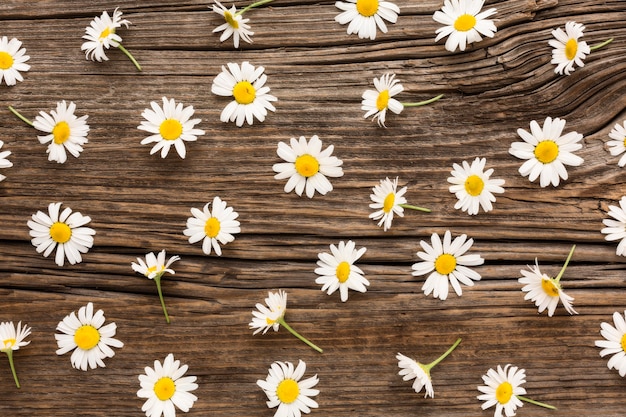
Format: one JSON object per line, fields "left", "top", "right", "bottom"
{"left": 1, "top": 0, "right": 626, "bottom": 416}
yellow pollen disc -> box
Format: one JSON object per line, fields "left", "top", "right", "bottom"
{"left": 224, "top": 11, "right": 239, "bottom": 29}
{"left": 383, "top": 192, "right": 395, "bottom": 213}
{"left": 621, "top": 334, "right": 626, "bottom": 352}
{"left": 233, "top": 81, "right": 256, "bottom": 104}
{"left": 464, "top": 174, "right": 485, "bottom": 197}
{"left": 376, "top": 90, "right": 390, "bottom": 111}
{"left": 52, "top": 121, "right": 71, "bottom": 145}
{"left": 2, "top": 338, "right": 16, "bottom": 349}
{"left": 99, "top": 27, "right": 113, "bottom": 40}
{"left": 623, "top": 138, "right": 626, "bottom": 147}
{"left": 49, "top": 222, "right": 72, "bottom": 243}
{"left": 154, "top": 377, "right": 176, "bottom": 401}
{"left": 565, "top": 38, "right": 578, "bottom": 61}
{"left": 495, "top": 381, "right": 513, "bottom": 404}
{"left": 266, "top": 317, "right": 276, "bottom": 325}
{"left": 204, "top": 217, "right": 221, "bottom": 238}
{"left": 434, "top": 253, "right": 456, "bottom": 275}
{"left": 159, "top": 119, "right": 183, "bottom": 141}
{"left": 541, "top": 278, "right": 560, "bottom": 297}
{"left": 73, "top": 325, "right": 100, "bottom": 350}
{"left": 295, "top": 154, "right": 320, "bottom": 178}
{"left": 336, "top": 261, "right": 351, "bottom": 283}
{"left": 534, "top": 140, "right": 559, "bottom": 164}
{"left": 276, "top": 379, "right": 300, "bottom": 404}
{"left": 356, "top": 0, "right": 379, "bottom": 17}
{"left": 454, "top": 14, "right": 477, "bottom": 32}
{"left": 0, "top": 51, "right": 14, "bottom": 70}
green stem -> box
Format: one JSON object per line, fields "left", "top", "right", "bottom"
{"left": 554, "top": 245, "right": 576, "bottom": 284}
{"left": 423, "top": 337, "right": 461, "bottom": 371}
{"left": 8, "top": 106, "right": 34, "bottom": 127}
{"left": 5, "top": 350, "right": 20, "bottom": 388}
{"left": 235, "top": 0, "right": 274, "bottom": 16}
{"left": 278, "top": 318, "right": 323, "bottom": 353}
{"left": 401, "top": 94, "right": 444, "bottom": 108}
{"left": 589, "top": 38, "right": 613, "bottom": 51}
{"left": 400, "top": 203, "right": 431, "bottom": 213}
{"left": 153, "top": 275, "right": 170, "bottom": 324}
{"left": 113, "top": 42, "right": 142, "bottom": 71}
{"left": 516, "top": 395, "right": 557, "bottom": 410}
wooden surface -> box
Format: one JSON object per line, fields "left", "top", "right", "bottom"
{"left": 1, "top": 0, "right": 626, "bottom": 416}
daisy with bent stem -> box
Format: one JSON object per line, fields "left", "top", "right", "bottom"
{"left": 361, "top": 73, "right": 443, "bottom": 127}
{"left": 0, "top": 36, "right": 30, "bottom": 86}
{"left": 0, "top": 140, "right": 13, "bottom": 182}
{"left": 257, "top": 360, "right": 319, "bottom": 417}
{"left": 0, "top": 321, "right": 31, "bottom": 388}
{"left": 601, "top": 196, "right": 626, "bottom": 256}
{"left": 447, "top": 157, "right": 505, "bottom": 215}
{"left": 249, "top": 290, "right": 323, "bottom": 353}
{"left": 183, "top": 196, "right": 241, "bottom": 256}
{"left": 315, "top": 240, "right": 369, "bottom": 302}
{"left": 396, "top": 337, "right": 461, "bottom": 398}
{"left": 549, "top": 21, "right": 613, "bottom": 76}
{"left": 369, "top": 177, "right": 430, "bottom": 231}
{"left": 335, "top": 0, "right": 400, "bottom": 40}
{"left": 433, "top": 0, "right": 497, "bottom": 52}
{"left": 606, "top": 121, "right": 626, "bottom": 167}
{"left": 211, "top": 0, "right": 274, "bottom": 47}
{"left": 595, "top": 310, "right": 626, "bottom": 377}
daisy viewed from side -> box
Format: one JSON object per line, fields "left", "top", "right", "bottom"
{"left": 272, "top": 135, "right": 344, "bottom": 198}
{"left": 315, "top": 240, "right": 369, "bottom": 302}
{"left": 0, "top": 36, "right": 30, "bottom": 86}
{"left": 138, "top": 97, "right": 205, "bottom": 159}
{"left": 334, "top": 0, "right": 400, "bottom": 40}
{"left": 0, "top": 321, "right": 31, "bottom": 388}
{"left": 509, "top": 116, "right": 584, "bottom": 187}
{"left": 27, "top": 202, "right": 96, "bottom": 267}
{"left": 137, "top": 353, "right": 198, "bottom": 417}
{"left": 0, "top": 140, "right": 13, "bottom": 182}
{"left": 549, "top": 21, "right": 612, "bottom": 76}
{"left": 412, "top": 230, "right": 484, "bottom": 301}
{"left": 211, "top": 0, "right": 254, "bottom": 48}
{"left": 606, "top": 121, "right": 626, "bottom": 167}
{"left": 595, "top": 310, "right": 626, "bottom": 377}
{"left": 447, "top": 157, "right": 505, "bottom": 215}
{"left": 369, "top": 177, "right": 430, "bottom": 231}
{"left": 55, "top": 302, "right": 123, "bottom": 371}
{"left": 433, "top": 0, "right": 497, "bottom": 52}
{"left": 183, "top": 196, "right": 240, "bottom": 256}
{"left": 257, "top": 360, "right": 320, "bottom": 417}
{"left": 211, "top": 61, "right": 277, "bottom": 127}
{"left": 601, "top": 196, "right": 626, "bottom": 256}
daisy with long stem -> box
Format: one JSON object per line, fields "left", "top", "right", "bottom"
{"left": 549, "top": 21, "right": 613, "bottom": 76}
{"left": 369, "top": 177, "right": 430, "bottom": 231}
{"left": 0, "top": 321, "right": 31, "bottom": 388}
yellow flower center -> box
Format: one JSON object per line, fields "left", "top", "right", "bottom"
{"left": 623, "top": 137, "right": 626, "bottom": 148}
{"left": 224, "top": 11, "right": 239, "bottom": 29}
{"left": 495, "top": 381, "right": 513, "bottom": 404}
{"left": 266, "top": 317, "right": 276, "bottom": 325}
{"left": 336, "top": 261, "right": 351, "bottom": 283}
{"left": 565, "top": 38, "right": 578, "bottom": 61}
{"left": 454, "top": 14, "right": 477, "bottom": 32}
{"left": 99, "top": 27, "right": 114, "bottom": 40}
{"left": 541, "top": 278, "right": 560, "bottom": 297}
{"left": 356, "top": 0, "right": 379, "bottom": 17}
{"left": 233, "top": 81, "right": 256, "bottom": 104}
{"left": 52, "top": 121, "right": 71, "bottom": 145}
{"left": 0, "top": 51, "right": 14, "bottom": 70}
{"left": 534, "top": 140, "right": 559, "bottom": 164}
{"left": 154, "top": 377, "right": 176, "bottom": 401}
{"left": 159, "top": 119, "right": 183, "bottom": 141}
{"left": 73, "top": 325, "right": 100, "bottom": 350}
{"left": 2, "top": 338, "right": 16, "bottom": 349}
{"left": 50, "top": 222, "right": 72, "bottom": 243}
{"left": 376, "top": 90, "right": 390, "bottom": 111}
{"left": 295, "top": 154, "right": 320, "bottom": 178}
{"left": 204, "top": 217, "right": 221, "bottom": 238}
{"left": 434, "top": 253, "right": 456, "bottom": 275}
{"left": 383, "top": 192, "right": 395, "bottom": 213}
{"left": 276, "top": 378, "right": 300, "bottom": 404}
{"left": 464, "top": 174, "right": 485, "bottom": 197}
{"left": 621, "top": 334, "right": 626, "bottom": 352}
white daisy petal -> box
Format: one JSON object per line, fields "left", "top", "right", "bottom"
{"left": 602, "top": 196, "right": 626, "bottom": 256}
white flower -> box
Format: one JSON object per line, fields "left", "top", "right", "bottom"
{"left": 27, "top": 202, "right": 96, "bottom": 267}
{"left": 211, "top": 61, "right": 277, "bottom": 127}
{"left": 607, "top": 121, "right": 626, "bottom": 167}
{"left": 183, "top": 196, "right": 241, "bottom": 256}
{"left": 32, "top": 100, "right": 90, "bottom": 164}
{"left": 433, "top": 0, "right": 497, "bottom": 52}
{"left": 369, "top": 177, "right": 407, "bottom": 231}
{"left": 396, "top": 353, "right": 434, "bottom": 398}
{"left": 257, "top": 360, "right": 319, "bottom": 417}
{"left": 81, "top": 8, "right": 131, "bottom": 62}
{"left": 137, "top": 353, "right": 198, "bottom": 417}
{"left": 601, "top": 196, "right": 626, "bottom": 256}
{"left": 249, "top": 290, "right": 287, "bottom": 335}
{"left": 361, "top": 73, "right": 404, "bottom": 127}
{"left": 334, "top": 0, "right": 400, "bottom": 40}
{"left": 0, "top": 140, "right": 13, "bottom": 182}
{"left": 132, "top": 250, "right": 180, "bottom": 279}
{"left": 595, "top": 310, "right": 626, "bottom": 377}
{"left": 315, "top": 240, "right": 368, "bottom": 302}
{"left": 447, "top": 157, "right": 505, "bottom": 215}
{"left": 138, "top": 97, "right": 205, "bottom": 159}
{"left": 0, "top": 36, "right": 30, "bottom": 86}
{"left": 0, "top": 321, "right": 31, "bottom": 352}
{"left": 477, "top": 364, "right": 527, "bottom": 417}
{"left": 549, "top": 21, "right": 590, "bottom": 76}
{"left": 212, "top": 1, "right": 254, "bottom": 48}
{"left": 411, "top": 230, "right": 484, "bottom": 300}
{"left": 509, "top": 116, "right": 584, "bottom": 187}
{"left": 55, "top": 302, "right": 123, "bottom": 371}
{"left": 273, "top": 135, "right": 344, "bottom": 198}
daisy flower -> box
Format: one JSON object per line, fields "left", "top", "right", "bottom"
{"left": 509, "top": 116, "right": 584, "bottom": 187}
{"left": 518, "top": 245, "right": 577, "bottom": 317}
{"left": 137, "top": 353, "right": 198, "bottom": 417}
{"left": 595, "top": 310, "right": 626, "bottom": 376}
{"left": 257, "top": 360, "right": 320, "bottom": 417}
{"left": 27, "top": 202, "right": 96, "bottom": 267}
{"left": 601, "top": 196, "right": 626, "bottom": 256}
{"left": 211, "top": 0, "right": 254, "bottom": 48}
{"left": 433, "top": 0, "right": 497, "bottom": 52}
{"left": 447, "top": 157, "right": 505, "bottom": 215}
{"left": 249, "top": 290, "right": 323, "bottom": 353}
{"left": 0, "top": 321, "right": 31, "bottom": 388}
{"left": 55, "top": 302, "right": 123, "bottom": 371}
{"left": 137, "top": 97, "right": 205, "bottom": 159}
{"left": 211, "top": 61, "right": 277, "bottom": 127}
{"left": 0, "top": 140, "right": 13, "bottom": 182}
{"left": 81, "top": 8, "right": 141, "bottom": 71}
{"left": 549, "top": 21, "right": 612, "bottom": 76}
{"left": 396, "top": 338, "right": 461, "bottom": 398}
{"left": 132, "top": 250, "right": 181, "bottom": 324}
{"left": 272, "top": 135, "right": 344, "bottom": 198}
{"left": 0, "top": 36, "right": 30, "bottom": 86}
{"left": 606, "top": 120, "right": 626, "bottom": 167}
{"left": 334, "top": 0, "right": 400, "bottom": 40}
{"left": 183, "top": 196, "right": 240, "bottom": 256}
{"left": 315, "top": 240, "right": 369, "bottom": 302}
{"left": 369, "top": 177, "right": 430, "bottom": 231}
{"left": 412, "top": 230, "right": 484, "bottom": 300}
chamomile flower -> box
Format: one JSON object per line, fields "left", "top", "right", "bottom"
{"left": 55, "top": 302, "right": 123, "bottom": 371}
{"left": 27, "top": 202, "right": 96, "bottom": 267}
{"left": 595, "top": 310, "right": 626, "bottom": 376}
{"left": 606, "top": 121, "right": 626, "bottom": 167}
{"left": 211, "top": 61, "right": 277, "bottom": 127}
{"left": 138, "top": 97, "right": 205, "bottom": 159}
{"left": 272, "top": 135, "right": 344, "bottom": 198}
{"left": 0, "top": 36, "right": 30, "bottom": 86}
{"left": 334, "top": 0, "right": 400, "bottom": 40}
{"left": 0, "top": 140, "right": 13, "bottom": 182}
{"left": 411, "top": 230, "right": 484, "bottom": 301}
{"left": 549, "top": 21, "right": 590, "bottom": 75}
{"left": 433, "top": 0, "right": 497, "bottom": 52}
{"left": 509, "top": 117, "right": 584, "bottom": 188}
{"left": 601, "top": 196, "right": 626, "bottom": 256}
{"left": 447, "top": 157, "right": 505, "bottom": 215}
{"left": 369, "top": 177, "right": 430, "bottom": 231}
{"left": 257, "top": 360, "right": 320, "bottom": 417}
{"left": 211, "top": 0, "right": 254, "bottom": 48}
{"left": 518, "top": 245, "right": 577, "bottom": 317}
{"left": 315, "top": 240, "right": 368, "bottom": 302}
{"left": 137, "top": 353, "right": 198, "bottom": 417}
{"left": 183, "top": 196, "right": 240, "bottom": 256}
{"left": 0, "top": 321, "right": 31, "bottom": 388}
